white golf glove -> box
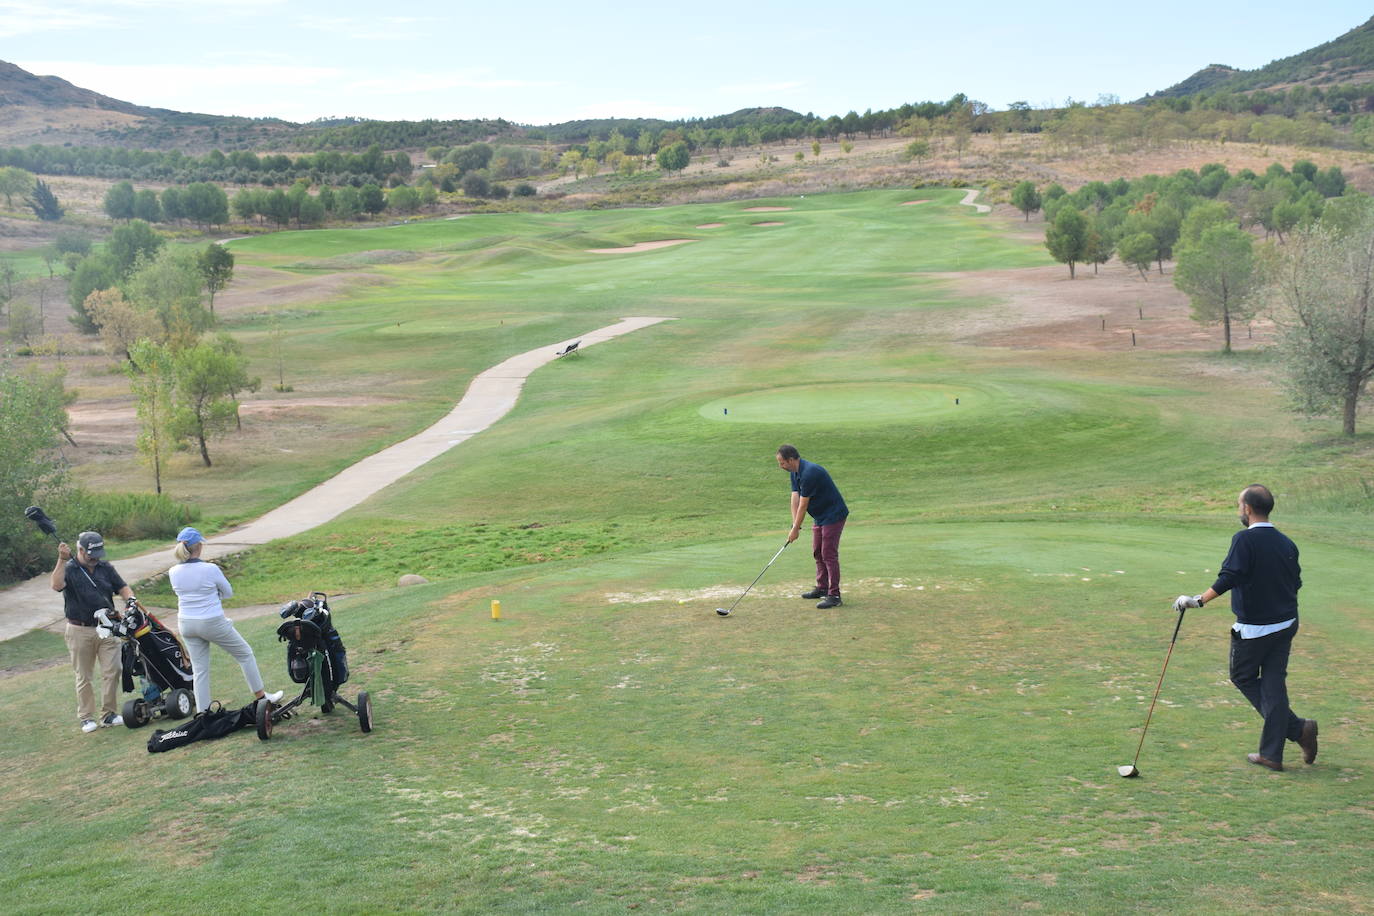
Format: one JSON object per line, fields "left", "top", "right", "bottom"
{"left": 1173, "top": 594, "right": 1202, "bottom": 612}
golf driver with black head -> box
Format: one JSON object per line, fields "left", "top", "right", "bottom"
{"left": 715, "top": 541, "right": 789, "bottom": 617}
{"left": 25, "top": 505, "right": 62, "bottom": 542}
{"left": 1119, "top": 605, "right": 1187, "bottom": 778}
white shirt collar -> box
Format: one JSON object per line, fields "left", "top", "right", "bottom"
{"left": 1248, "top": 521, "right": 1274, "bottom": 528}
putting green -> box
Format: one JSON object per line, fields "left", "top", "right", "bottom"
{"left": 698, "top": 382, "right": 986, "bottom": 424}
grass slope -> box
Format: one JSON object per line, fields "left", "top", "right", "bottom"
{"left": 5, "top": 189, "right": 1373, "bottom": 913}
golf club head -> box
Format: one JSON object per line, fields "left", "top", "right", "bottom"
{"left": 715, "top": 607, "right": 732, "bottom": 617}
{"left": 1117, "top": 765, "right": 1140, "bottom": 778}
{"left": 24, "top": 506, "right": 59, "bottom": 539}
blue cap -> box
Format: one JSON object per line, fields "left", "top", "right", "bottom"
{"left": 176, "top": 527, "right": 204, "bottom": 546}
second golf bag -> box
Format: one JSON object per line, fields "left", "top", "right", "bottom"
{"left": 95, "top": 597, "right": 195, "bottom": 726}
{"left": 255, "top": 592, "right": 372, "bottom": 740}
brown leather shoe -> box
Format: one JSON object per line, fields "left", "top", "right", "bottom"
{"left": 1298, "top": 718, "right": 1318, "bottom": 764}
{"left": 1247, "top": 753, "right": 1283, "bottom": 771}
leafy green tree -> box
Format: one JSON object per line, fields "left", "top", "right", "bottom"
{"left": 461, "top": 173, "right": 491, "bottom": 198}
{"left": 122, "top": 245, "right": 211, "bottom": 349}
{"left": 126, "top": 339, "right": 177, "bottom": 494}
{"left": 0, "top": 361, "right": 72, "bottom": 579}
{"left": 28, "top": 179, "right": 63, "bottom": 220}
{"left": 360, "top": 183, "right": 386, "bottom": 215}
{"left": 68, "top": 254, "right": 120, "bottom": 333}
{"left": 1010, "top": 181, "right": 1042, "bottom": 222}
{"left": 0, "top": 166, "right": 34, "bottom": 208}
{"left": 183, "top": 182, "right": 229, "bottom": 229}
{"left": 388, "top": 185, "right": 420, "bottom": 214}
{"left": 1272, "top": 199, "right": 1305, "bottom": 241}
{"left": 1177, "top": 200, "right": 1234, "bottom": 248}
{"left": 103, "top": 181, "right": 136, "bottom": 221}
{"left": 161, "top": 186, "right": 186, "bottom": 223}
{"left": 656, "top": 141, "right": 690, "bottom": 173}
{"left": 1173, "top": 224, "right": 1258, "bottom": 353}
{"left": 1264, "top": 203, "right": 1374, "bottom": 435}
{"left": 170, "top": 334, "right": 259, "bottom": 466}
{"left": 334, "top": 186, "right": 363, "bottom": 220}
{"left": 198, "top": 243, "right": 235, "bottom": 316}
{"left": 84, "top": 287, "right": 161, "bottom": 361}
{"left": 133, "top": 188, "right": 162, "bottom": 223}
{"left": 108, "top": 220, "right": 164, "bottom": 275}
{"left": 1045, "top": 205, "right": 1089, "bottom": 278}
{"left": 1117, "top": 232, "right": 1157, "bottom": 280}
{"left": 1083, "top": 217, "right": 1114, "bottom": 274}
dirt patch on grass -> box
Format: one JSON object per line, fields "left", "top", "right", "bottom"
{"left": 931, "top": 254, "right": 1273, "bottom": 353}
{"left": 65, "top": 396, "right": 395, "bottom": 450}
{"left": 742, "top": 206, "right": 793, "bottom": 212}
{"left": 695, "top": 223, "right": 725, "bottom": 228}
{"left": 586, "top": 239, "right": 696, "bottom": 254}
{"left": 212, "top": 266, "right": 389, "bottom": 315}
{"left": 750, "top": 221, "right": 785, "bottom": 227}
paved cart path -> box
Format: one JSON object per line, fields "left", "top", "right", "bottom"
{"left": 0, "top": 317, "right": 674, "bottom": 641}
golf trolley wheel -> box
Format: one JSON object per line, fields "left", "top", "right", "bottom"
{"left": 255, "top": 697, "right": 274, "bottom": 741}
{"left": 122, "top": 698, "right": 149, "bottom": 728}
{"left": 167, "top": 688, "right": 193, "bottom": 720}
{"left": 357, "top": 691, "right": 373, "bottom": 733}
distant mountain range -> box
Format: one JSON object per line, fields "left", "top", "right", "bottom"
{"left": 1148, "top": 15, "right": 1374, "bottom": 98}
{"left": 4, "top": 16, "right": 1373, "bottom": 152}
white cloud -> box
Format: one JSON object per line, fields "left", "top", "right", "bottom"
{"left": 0, "top": 1, "right": 118, "bottom": 38}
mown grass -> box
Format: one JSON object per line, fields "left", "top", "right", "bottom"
{"left": 5, "top": 188, "right": 1373, "bottom": 913}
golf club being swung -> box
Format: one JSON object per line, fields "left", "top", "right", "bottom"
{"left": 715, "top": 541, "right": 790, "bottom": 617}
{"left": 1119, "top": 606, "right": 1187, "bottom": 778}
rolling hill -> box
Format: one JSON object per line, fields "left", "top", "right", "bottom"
{"left": 1150, "top": 15, "right": 1374, "bottom": 98}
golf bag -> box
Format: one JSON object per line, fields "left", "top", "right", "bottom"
{"left": 96, "top": 598, "right": 195, "bottom": 725}
{"left": 256, "top": 591, "right": 372, "bottom": 740}
{"left": 147, "top": 700, "right": 256, "bottom": 753}
{"left": 278, "top": 594, "right": 348, "bottom": 693}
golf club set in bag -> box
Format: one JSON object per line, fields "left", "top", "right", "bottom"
{"left": 25, "top": 506, "right": 374, "bottom": 743}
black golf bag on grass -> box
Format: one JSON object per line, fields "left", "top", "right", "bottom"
{"left": 95, "top": 598, "right": 195, "bottom": 726}
{"left": 147, "top": 700, "right": 256, "bottom": 753}
{"left": 256, "top": 592, "right": 372, "bottom": 740}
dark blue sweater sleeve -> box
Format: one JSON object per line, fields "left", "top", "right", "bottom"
{"left": 1210, "top": 531, "right": 1247, "bottom": 596}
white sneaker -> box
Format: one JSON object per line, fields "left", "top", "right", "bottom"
{"left": 263, "top": 690, "right": 284, "bottom": 704}
{"left": 100, "top": 713, "right": 123, "bottom": 728}
{"left": 81, "top": 719, "right": 99, "bottom": 733}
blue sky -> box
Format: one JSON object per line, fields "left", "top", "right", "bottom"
{"left": 2, "top": 1, "right": 1371, "bottom": 125}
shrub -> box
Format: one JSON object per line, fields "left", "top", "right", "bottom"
{"left": 69, "top": 491, "right": 200, "bottom": 542}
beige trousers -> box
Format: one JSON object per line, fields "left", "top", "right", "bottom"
{"left": 64, "top": 622, "right": 122, "bottom": 723}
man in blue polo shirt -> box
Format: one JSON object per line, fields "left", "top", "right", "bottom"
{"left": 776, "top": 444, "right": 849, "bottom": 609}
{"left": 1173, "top": 484, "right": 1317, "bottom": 771}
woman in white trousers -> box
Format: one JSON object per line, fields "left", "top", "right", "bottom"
{"left": 168, "top": 527, "right": 281, "bottom": 713}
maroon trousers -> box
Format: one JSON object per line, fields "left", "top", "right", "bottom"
{"left": 812, "top": 518, "right": 846, "bottom": 597}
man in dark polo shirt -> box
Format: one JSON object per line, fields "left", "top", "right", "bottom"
{"left": 1173, "top": 484, "right": 1317, "bottom": 771}
{"left": 776, "top": 444, "right": 850, "bottom": 609}
{"left": 49, "top": 531, "right": 134, "bottom": 733}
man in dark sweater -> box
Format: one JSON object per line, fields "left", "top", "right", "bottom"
{"left": 1173, "top": 484, "right": 1317, "bottom": 771}
{"left": 776, "top": 444, "right": 849, "bottom": 609}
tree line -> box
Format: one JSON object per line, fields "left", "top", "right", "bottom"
{"left": 1023, "top": 161, "right": 1374, "bottom": 435}
{"left": 0, "top": 142, "right": 413, "bottom": 187}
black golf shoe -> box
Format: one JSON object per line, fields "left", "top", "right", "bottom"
{"left": 801, "top": 587, "right": 826, "bottom": 599}
{"left": 816, "top": 595, "right": 842, "bottom": 609}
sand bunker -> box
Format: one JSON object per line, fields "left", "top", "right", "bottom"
{"left": 695, "top": 223, "right": 725, "bottom": 229}
{"left": 902, "top": 199, "right": 932, "bottom": 206}
{"left": 587, "top": 239, "right": 696, "bottom": 254}
{"left": 751, "top": 221, "right": 785, "bottom": 227}
{"left": 743, "top": 206, "right": 792, "bottom": 212}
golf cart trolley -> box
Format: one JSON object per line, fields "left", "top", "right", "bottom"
{"left": 256, "top": 592, "right": 373, "bottom": 740}
{"left": 95, "top": 598, "right": 196, "bottom": 727}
